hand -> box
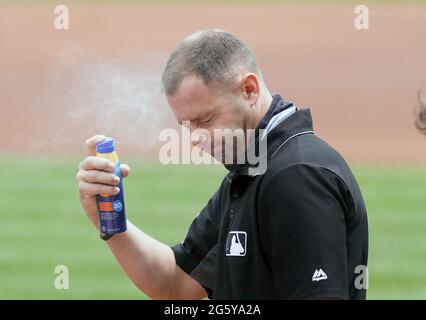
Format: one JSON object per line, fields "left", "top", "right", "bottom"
{"left": 76, "top": 135, "right": 130, "bottom": 228}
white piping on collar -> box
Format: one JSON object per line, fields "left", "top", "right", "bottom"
{"left": 260, "top": 105, "right": 297, "bottom": 140}
{"left": 271, "top": 130, "right": 314, "bottom": 158}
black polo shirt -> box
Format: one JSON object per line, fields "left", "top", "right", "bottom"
{"left": 171, "top": 96, "right": 369, "bottom": 300}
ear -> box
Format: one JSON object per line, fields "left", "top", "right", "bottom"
{"left": 240, "top": 73, "right": 260, "bottom": 107}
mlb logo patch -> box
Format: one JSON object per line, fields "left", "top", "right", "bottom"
{"left": 225, "top": 231, "right": 247, "bottom": 256}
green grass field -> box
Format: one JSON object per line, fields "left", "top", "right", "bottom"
{"left": 0, "top": 156, "right": 425, "bottom": 299}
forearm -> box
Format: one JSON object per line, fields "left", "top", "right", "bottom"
{"left": 88, "top": 215, "right": 179, "bottom": 299}
{"left": 77, "top": 138, "right": 205, "bottom": 299}
{"left": 107, "top": 221, "right": 179, "bottom": 299}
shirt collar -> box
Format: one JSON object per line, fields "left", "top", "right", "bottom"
{"left": 225, "top": 96, "right": 315, "bottom": 178}
{"left": 256, "top": 94, "right": 296, "bottom": 131}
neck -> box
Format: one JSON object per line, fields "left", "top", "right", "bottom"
{"left": 249, "top": 89, "right": 273, "bottom": 129}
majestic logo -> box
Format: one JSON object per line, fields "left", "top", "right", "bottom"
{"left": 225, "top": 231, "right": 247, "bottom": 257}
{"left": 312, "top": 268, "right": 328, "bottom": 282}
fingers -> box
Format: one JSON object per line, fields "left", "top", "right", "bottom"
{"left": 83, "top": 136, "right": 131, "bottom": 176}
{"left": 81, "top": 170, "right": 121, "bottom": 186}
{"left": 78, "top": 180, "right": 120, "bottom": 198}
{"left": 79, "top": 156, "right": 115, "bottom": 172}
{"left": 121, "top": 164, "right": 130, "bottom": 178}
{"left": 85, "top": 135, "right": 106, "bottom": 156}
{"left": 78, "top": 136, "right": 131, "bottom": 199}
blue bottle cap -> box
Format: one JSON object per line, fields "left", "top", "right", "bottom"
{"left": 96, "top": 137, "right": 115, "bottom": 153}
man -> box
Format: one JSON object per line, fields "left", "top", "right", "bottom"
{"left": 76, "top": 29, "right": 368, "bottom": 299}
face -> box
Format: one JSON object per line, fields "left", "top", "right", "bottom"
{"left": 166, "top": 75, "right": 253, "bottom": 164}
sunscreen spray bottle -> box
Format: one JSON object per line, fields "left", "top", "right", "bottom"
{"left": 96, "top": 137, "right": 127, "bottom": 235}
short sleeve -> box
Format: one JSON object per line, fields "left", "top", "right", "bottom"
{"left": 259, "top": 164, "right": 350, "bottom": 299}
{"left": 171, "top": 182, "right": 224, "bottom": 298}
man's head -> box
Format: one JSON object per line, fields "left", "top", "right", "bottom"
{"left": 161, "top": 29, "right": 272, "bottom": 164}
{"left": 415, "top": 92, "right": 426, "bottom": 135}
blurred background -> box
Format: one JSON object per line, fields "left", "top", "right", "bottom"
{"left": 0, "top": 0, "right": 426, "bottom": 299}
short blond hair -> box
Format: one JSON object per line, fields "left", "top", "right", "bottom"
{"left": 162, "top": 29, "right": 261, "bottom": 96}
{"left": 415, "top": 91, "right": 426, "bottom": 135}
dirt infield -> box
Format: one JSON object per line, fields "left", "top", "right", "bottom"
{"left": 1, "top": 3, "right": 426, "bottom": 164}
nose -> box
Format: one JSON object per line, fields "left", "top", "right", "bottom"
{"left": 191, "top": 132, "right": 207, "bottom": 149}
{"left": 192, "top": 129, "right": 213, "bottom": 152}
{"left": 191, "top": 135, "right": 201, "bottom": 148}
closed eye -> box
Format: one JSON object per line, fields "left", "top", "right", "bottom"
{"left": 201, "top": 114, "right": 214, "bottom": 124}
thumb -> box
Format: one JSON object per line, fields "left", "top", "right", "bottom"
{"left": 120, "top": 164, "right": 131, "bottom": 178}
{"left": 85, "top": 134, "right": 106, "bottom": 156}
